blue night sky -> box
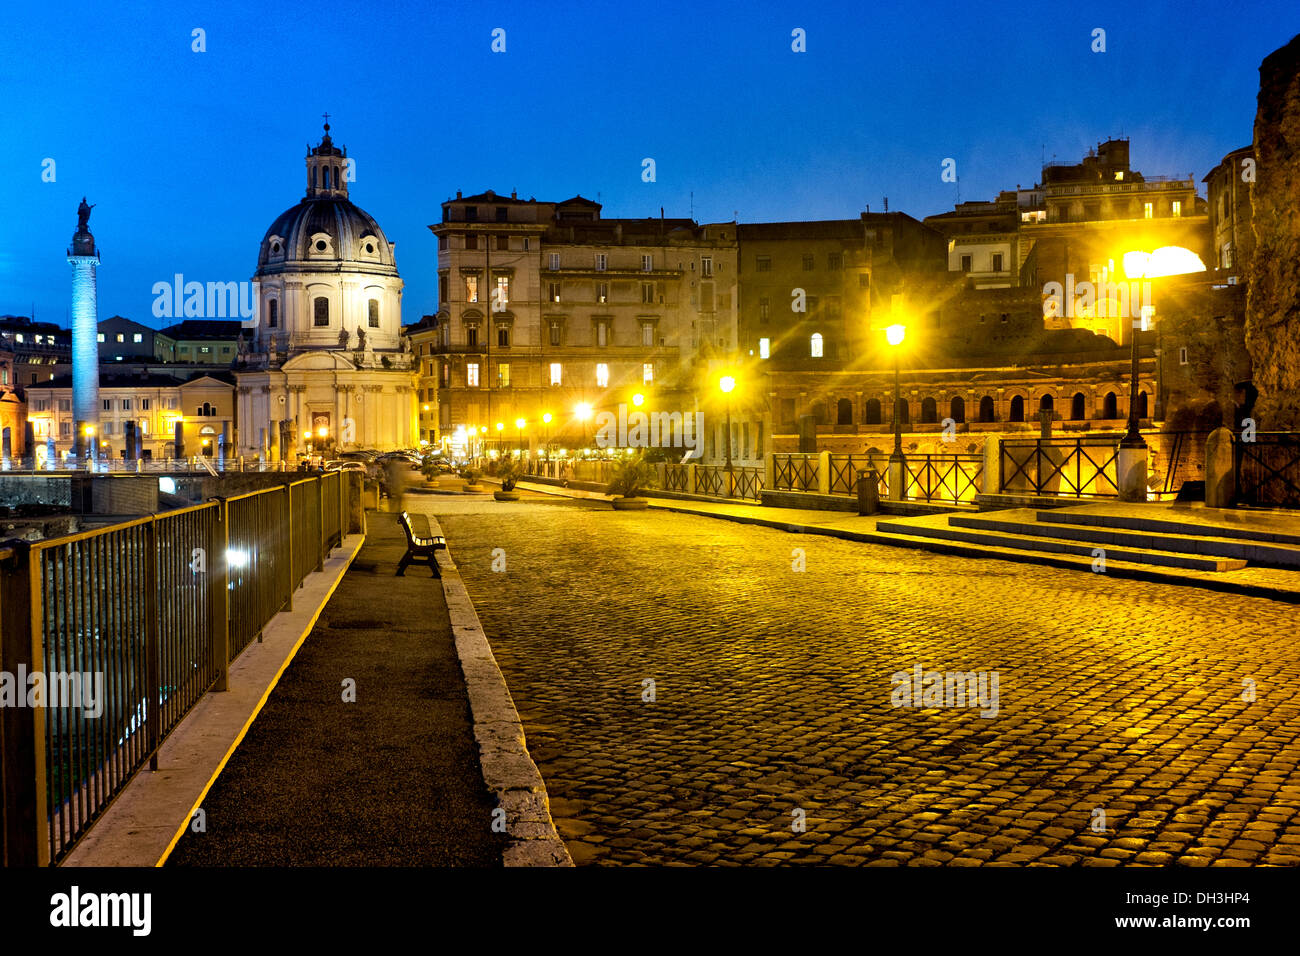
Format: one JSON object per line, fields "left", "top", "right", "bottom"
{"left": 0, "top": 0, "right": 1294, "bottom": 329}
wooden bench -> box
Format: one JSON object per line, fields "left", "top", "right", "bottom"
{"left": 396, "top": 511, "right": 446, "bottom": 577}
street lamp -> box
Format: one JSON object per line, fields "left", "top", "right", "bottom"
{"left": 515, "top": 418, "right": 525, "bottom": 455}
{"left": 632, "top": 392, "right": 645, "bottom": 408}
{"left": 542, "top": 411, "right": 553, "bottom": 460}
{"left": 1121, "top": 247, "right": 1207, "bottom": 448}
{"left": 718, "top": 374, "right": 736, "bottom": 472}
{"left": 885, "top": 323, "right": 906, "bottom": 461}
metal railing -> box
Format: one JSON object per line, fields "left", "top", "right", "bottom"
{"left": 0, "top": 471, "right": 357, "bottom": 865}
{"left": 905, "top": 455, "right": 984, "bottom": 505}
{"left": 664, "top": 463, "right": 688, "bottom": 493}
{"left": 828, "top": 454, "right": 889, "bottom": 495}
{"left": 772, "top": 453, "right": 818, "bottom": 492}
{"left": 732, "top": 467, "right": 764, "bottom": 502}
{"left": 1000, "top": 437, "right": 1121, "bottom": 498}
{"left": 1236, "top": 433, "right": 1300, "bottom": 508}
{"left": 696, "top": 465, "right": 726, "bottom": 497}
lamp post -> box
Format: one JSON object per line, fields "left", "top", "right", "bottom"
{"left": 542, "top": 412, "right": 552, "bottom": 460}
{"left": 1119, "top": 247, "right": 1206, "bottom": 500}
{"left": 515, "top": 418, "right": 525, "bottom": 456}
{"left": 718, "top": 375, "right": 736, "bottom": 472}
{"left": 885, "top": 324, "right": 906, "bottom": 460}
{"left": 575, "top": 402, "right": 592, "bottom": 454}
{"left": 495, "top": 421, "right": 504, "bottom": 458}
{"left": 885, "top": 323, "right": 907, "bottom": 501}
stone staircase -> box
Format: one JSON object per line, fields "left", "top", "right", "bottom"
{"left": 876, "top": 506, "right": 1300, "bottom": 575}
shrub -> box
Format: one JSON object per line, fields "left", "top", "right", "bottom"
{"left": 605, "top": 456, "right": 656, "bottom": 498}
{"left": 496, "top": 456, "right": 525, "bottom": 492}
{"left": 460, "top": 466, "right": 482, "bottom": 484}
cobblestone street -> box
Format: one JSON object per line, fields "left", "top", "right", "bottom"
{"left": 423, "top": 493, "right": 1300, "bottom": 867}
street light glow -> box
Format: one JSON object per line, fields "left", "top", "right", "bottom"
{"left": 632, "top": 393, "right": 645, "bottom": 407}
{"left": 885, "top": 323, "right": 907, "bottom": 347}
{"left": 575, "top": 402, "right": 593, "bottom": 421}
{"left": 542, "top": 412, "right": 553, "bottom": 424}
{"left": 719, "top": 375, "right": 736, "bottom": 394}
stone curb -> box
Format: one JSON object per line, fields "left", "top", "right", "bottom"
{"left": 427, "top": 515, "right": 573, "bottom": 867}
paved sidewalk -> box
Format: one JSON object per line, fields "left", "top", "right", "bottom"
{"left": 513, "top": 479, "right": 1300, "bottom": 600}
{"left": 167, "top": 511, "right": 506, "bottom": 866}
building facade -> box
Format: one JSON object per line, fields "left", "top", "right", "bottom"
{"left": 25, "top": 371, "right": 235, "bottom": 462}
{"left": 418, "top": 191, "right": 739, "bottom": 457}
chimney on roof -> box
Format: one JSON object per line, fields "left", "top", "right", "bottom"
{"left": 511, "top": 190, "right": 517, "bottom": 199}
{"left": 456, "top": 190, "right": 462, "bottom": 199}
{"left": 883, "top": 197, "right": 888, "bottom": 212}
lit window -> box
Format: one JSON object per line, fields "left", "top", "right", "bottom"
{"left": 116, "top": 334, "right": 124, "bottom": 343}
{"left": 549, "top": 363, "right": 562, "bottom": 386}
{"left": 133, "top": 333, "right": 143, "bottom": 343}
{"left": 596, "top": 282, "right": 608, "bottom": 303}
{"left": 759, "top": 338, "right": 770, "bottom": 359}
{"left": 1143, "top": 202, "right": 1153, "bottom": 219}
{"left": 97, "top": 333, "right": 105, "bottom": 343}
{"left": 549, "top": 282, "right": 561, "bottom": 303}
{"left": 497, "top": 363, "right": 511, "bottom": 387}
{"left": 200, "top": 346, "right": 211, "bottom": 354}
{"left": 140, "top": 419, "right": 150, "bottom": 436}
{"left": 811, "top": 333, "right": 824, "bottom": 357}
{"left": 494, "top": 276, "right": 509, "bottom": 308}
{"left": 35, "top": 335, "right": 43, "bottom": 344}
{"left": 596, "top": 363, "right": 609, "bottom": 387}
{"left": 467, "top": 363, "right": 480, "bottom": 386}
{"left": 1172, "top": 200, "right": 1182, "bottom": 218}
{"left": 642, "top": 363, "right": 654, "bottom": 385}
{"left": 1179, "top": 347, "right": 1189, "bottom": 366}
{"left": 14, "top": 333, "right": 22, "bottom": 343}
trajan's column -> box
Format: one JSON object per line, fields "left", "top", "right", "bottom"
{"left": 67, "top": 197, "right": 100, "bottom": 460}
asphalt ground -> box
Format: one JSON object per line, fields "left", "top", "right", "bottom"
{"left": 167, "top": 510, "right": 505, "bottom": 866}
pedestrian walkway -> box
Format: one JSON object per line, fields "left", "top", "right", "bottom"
{"left": 513, "top": 478, "right": 1300, "bottom": 602}
{"left": 166, "top": 511, "right": 506, "bottom": 866}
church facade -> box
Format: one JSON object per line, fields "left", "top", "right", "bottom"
{"left": 235, "top": 125, "right": 417, "bottom": 459}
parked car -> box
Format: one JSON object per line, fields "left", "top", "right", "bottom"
{"left": 324, "top": 460, "right": 367, "bottom": 473}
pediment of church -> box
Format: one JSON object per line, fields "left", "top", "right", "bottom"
{"left": 281, "top": 349, "right": 357, "bottom": 372}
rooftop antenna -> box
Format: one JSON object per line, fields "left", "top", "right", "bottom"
{"left": 883, "top": 196, "right": 888, "bottom": 212}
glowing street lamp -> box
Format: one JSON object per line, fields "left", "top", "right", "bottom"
{"left": 632, "top": 392, "right": 645, "bottom": 408}
{"left": 542, "top": 411, "right": 553, "bottom": 459}
{"left": 1121, "top": 248, "right": 1206, "bottom": 448}
{"left": 885, "top": 324, "right": 907, "bottom": 462}
{"left": 718, "top": 375, "right": 736, "bottom": 472}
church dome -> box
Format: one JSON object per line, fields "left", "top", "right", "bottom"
{"left": 255, "top": 122, "right": 399, "bottom": 277}
{"left": 256, "top": 197, "right": 397, "bottom": 273}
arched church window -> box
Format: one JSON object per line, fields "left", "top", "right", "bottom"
{"left": 314, "top": 297, "right": 330, "bottom": 327}
{"left": 322, "top": 166, "right": 330, "bottom": 189}
{"left": 368, "top": 299, "right": 380, "bottom": 328}
{"left": 267, "top": 300, "right": 278, "bottom": 328}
